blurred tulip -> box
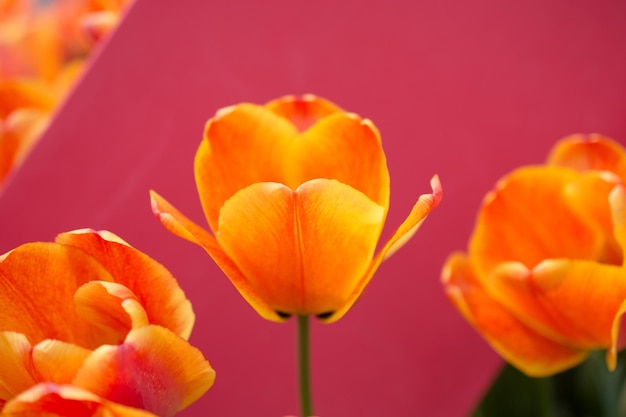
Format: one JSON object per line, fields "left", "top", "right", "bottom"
{"left": 442, "top": 134, "right": 626, "bottom": 377}
{"left": 0, "top": 229, "right": 215, "bottom": 416}
{"left": 0, "top": 0, "right": 131, "bottom": 191}
{"left": 151, "top": 95, "right": 441, "bottom": 323}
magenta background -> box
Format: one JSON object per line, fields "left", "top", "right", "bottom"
{"left": 1, "top": 0, "right": 626, "bottom": 415}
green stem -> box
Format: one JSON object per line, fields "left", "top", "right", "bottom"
{"left": 297, "top": 314, "right": 313, "bottom": 417}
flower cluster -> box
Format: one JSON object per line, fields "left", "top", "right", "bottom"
{"left": 442, "top": 135, "right": 626, "bottom": 376}
{"left": 0, "top": 229, "right": 214, "bottom": 416}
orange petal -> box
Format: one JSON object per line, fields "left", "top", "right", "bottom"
{"left": 2, "top": 383, "right": 159, "bottom": 416}
{"left": 195, "top": 103, "right": 296, "bottom": 231}
{"left": 284, "top": 113, "right": 390, "bottom": 210}
{"left": 74, "top": 281, "right": 149, "bottom": 344}
{"left": 216, "top": 179, "right": 385, "bottom": 316}
{"left": 610, "top": 184, "right": 626, "bottom": 260}
{"left": 559, "top": 171, "right": 622, "bottom": 264}
{"left": 0, "top": 331, "right": 36, "bottom": 401}
{"left": 56, "top": 230, "right": 194, "bottom": 340}
{"left": 324, "top": 175, "right": 442, "bottom": 322}
{"left": 195, "top": 97, "right": 390, "bottom": 230}
{"left": 31, "top": 340, "right": 91, "bottom": 385}
{"left": 150, "top": 190, "right": 285, "bottom": 322}
{"left": 52, "top": 59, "right": 84, "bottom": 100}
{"left": 527, "top": 260, "right": 626, "bottom": 360}
{"left": 469, "top": 166, "right": 608, "bottom": 275}
{"left": 265, "top": 94, "right": 343, "bottom": 132}
{"left": 0, "top": 108, "right": 48, "bottom": 188}
{"left": 73, "top": 325, "right": 215, "bottom": 417}
{"left": 547, "top": 134, "right": 626, "bottom": 182}
{"left": 0, "top": 242, "right": 116, "bottom": 348}
{"left": 441, "top": 253, "right": 587, "bottom": 377}
{"left": 0, "top": 79, "right": 54, "bottom": 118}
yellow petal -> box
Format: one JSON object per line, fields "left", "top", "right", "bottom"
{"left": 441, "top": 253, "right": 587, "bottom": 377}
{"left": 325, "top": 175, "right": 442, "bottom": 322}
{"left": 216, "top": 179, "right": 384, "bottom": 317}
{"left": 150, "top": 190, "right": 285, "bottom": 322}
{"left": 547, "top": 134, "right": 626, "bottom": 182}
{"left": 56, "top": 230, "right": 194, "bottom": 340}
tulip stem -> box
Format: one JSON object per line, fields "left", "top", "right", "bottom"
{"left": 297, "top": 314, "right": 313, "bottom": 417}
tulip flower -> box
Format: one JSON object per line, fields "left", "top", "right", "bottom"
{"left": 442, "top": 134, "right": 626, "bottom": 377}
{"left": 0, "top": 229, "right": 215, "bottom": 416}
{"left": 150, "top": 95, "right": 442, "bottom": 323}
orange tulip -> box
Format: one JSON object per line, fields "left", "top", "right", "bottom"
{"left": 0, "top": 229, "right": 215, "bottom": 416}
{"left": 442, "top": 134, "right": 626, "bottom": 377}
{"left": 151, "top": 95, "right": 442, "bottom": 323}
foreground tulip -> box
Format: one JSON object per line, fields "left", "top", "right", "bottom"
{"left": 151, "top": 95, "right": 442, "bottom": 323}
{"left": 442, "top": 134, "right": 626, "bottom": 377}
{"left": 0, "top": 229, "right": 215, "bottom": 416}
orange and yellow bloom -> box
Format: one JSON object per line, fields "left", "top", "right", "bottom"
{"left": 151, "top": 95, "right": 442, "bottom": 323}
{"left": 442, "top": 134, "right": 626, "bottom": 377}
{"left": 0, "top": 229, "right": 215, "bottom": 416}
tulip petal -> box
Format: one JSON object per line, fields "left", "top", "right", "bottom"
{"left": 31, "top": 340, "right": 91, "bottom": 385}
{"left": 0, "top": 108, "right": 49, "bottom": 187}
{"left": 0, "top": 331, "right": 36, "bottom": 401}
{"left": 217, "top": 179, "right": 385, "bottom": 316}
{"left": 441, "top": 253, "right": 587, "bottom": 377}
{"left": 56, "top": 230, "right": 194, "bottom": 340}
{"left": 284, "top": 113, "right": 390, "bottom": 210}
{"left": 560, "top": 172, "right": 621, "bottom": 264}
{"left": 265, "top": 94, "right": 342, "bottom": 132}
{"left": 527, "top": 260, "right": 626, "bottom": 366}
{"left": 74, "top": 281, "right": 149, "bottom": 344}
{"left": 470, "top": 167, "right": 608, "bottom": 275}
{"left": 0, "top": 243, "right": 116, "bottom": 348}
{"left": 195, "top": 103, "right": 296, "bottom": 230}
{"left": 610, "top": 184, "right": 626, "bottom": 259}
{"left": 547, "top": 134, "right": 626, "bottom": 182}
{"left": 324, "top": 175, "right": 442, "bottom": 322}
{"left": 150, "top": 190, "right": 285, "bottom": 322}
{"left": 2, "top": 383, "right": 159, "bottom": 416}
{"left": 0, "top": 79, "right": 54, "bottom": 118}
{"left": 72, "top": 326, "right": 215, "bottom": 417}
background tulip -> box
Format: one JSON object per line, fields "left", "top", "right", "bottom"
{"left": 442, "top": 135, "right": 626, "bottom": 377}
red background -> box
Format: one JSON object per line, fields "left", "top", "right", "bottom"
{"left": 1, "top": 0, "right": 626, "bottom": 415}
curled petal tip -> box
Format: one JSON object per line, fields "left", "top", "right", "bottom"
{"left": 430, "top": 174, "right": 443, "bottom": 206}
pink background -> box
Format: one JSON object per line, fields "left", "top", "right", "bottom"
{"left": 2, "top": 0, "right": 626, "bottom": 415}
